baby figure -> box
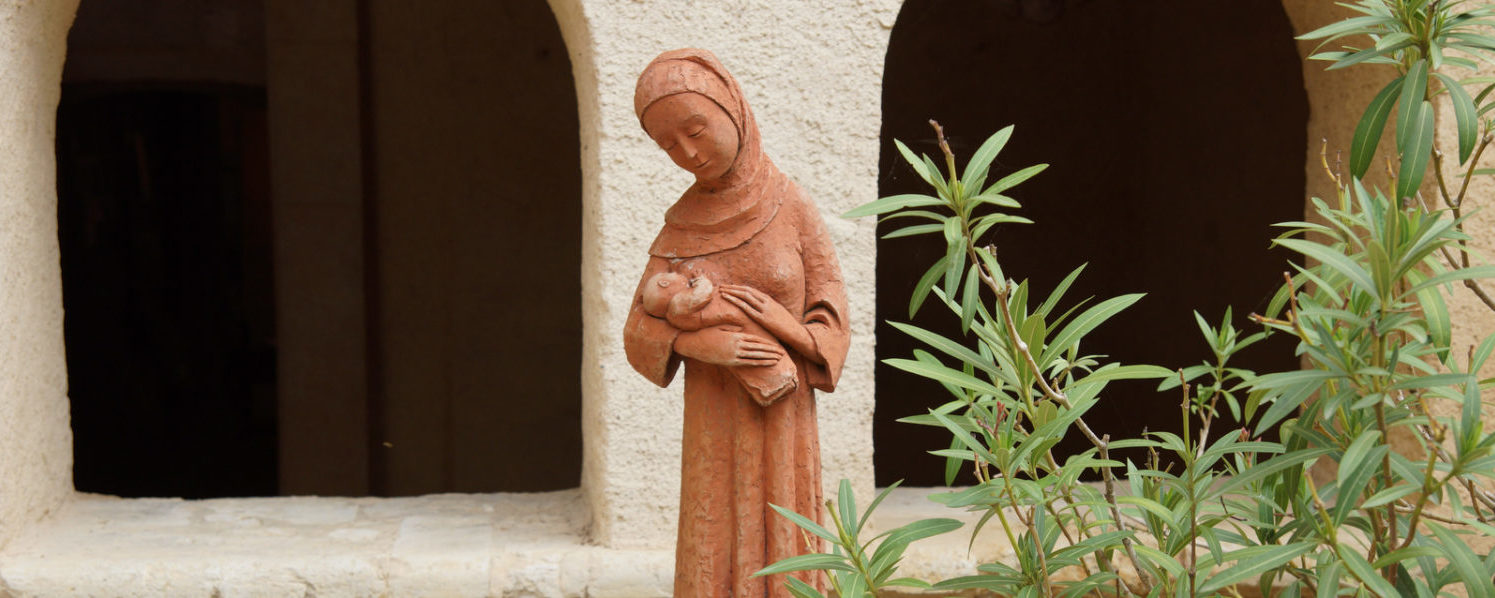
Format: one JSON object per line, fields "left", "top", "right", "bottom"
{"left": 642, "top": 271, "right": 798, "bottom": 405}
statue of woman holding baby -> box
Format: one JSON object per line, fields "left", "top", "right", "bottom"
{"left": 623, "top": 48, "right": 850, "bottom": 598}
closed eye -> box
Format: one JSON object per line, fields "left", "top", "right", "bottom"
{"left": 687, "top": 127, "right": 705, "bottom": 138}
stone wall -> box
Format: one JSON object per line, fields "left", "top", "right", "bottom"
{"left": 0, "top": 0, "right": 80, "bottom": 548}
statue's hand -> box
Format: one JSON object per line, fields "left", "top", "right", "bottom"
{"left": 720, "top": 285, "right": 817, "bottom": 359}
{"left": 674, "top": 325, "right": 785, "bottom": 367}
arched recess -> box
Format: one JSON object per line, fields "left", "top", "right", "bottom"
{"left": 56, "top": 0, "right": 583, "bottom": 497}
{"left": 876, "top": 0, "right": 1309, "bottom": 485}
{"left": 359, "top": 0, "right": 583, "bottom": 495}
{"left": 58, "top": 0, "right": 276, "bottom": 498}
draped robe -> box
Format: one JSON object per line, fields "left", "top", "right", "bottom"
{"left": 624, "top": 176, "right": 849, "bottom": 598}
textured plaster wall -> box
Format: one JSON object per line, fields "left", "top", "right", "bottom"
{"left": 0, "top": 0, "right": 79, "bottom": 547}
{"left": 546, "top": 0, "right": 900, "bottom": 548}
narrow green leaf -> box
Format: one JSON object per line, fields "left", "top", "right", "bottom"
{"left": 1041, "top": 294, "right": 1144, "bottom": 366}
{"left": 842, "top": 193, "right": 945, "bottom": 219}
{"left": 1217, "top": 448, "right": 1335, "bottom": 495}
{"left": 960, "top": 264, "right": 979, "bottom": 333}
{"left": 944, "top": 435, "right": 962, "bottom": 486}
{"left": 836, "top": 479, "right": 856, "bottom": 542}
{"left": 1351, "top": 75, "right": 1405, "bottom": 178}
{"left": 1361, "top": 483, "right": 1417, "bottom": 509}
{"left": 1326, "top": 42, "right": 1414, "bottom": 70}
{"left": 880, "top": 223, "right": 943, "bottom": 239}
{"left": 782, "top": 576, "right": 827, "bottom": 598}
{"left": 1436, "top": 73, "right": 1479, "bottom": 164}
{"left": 1338, "top": 429, "right": 1382, "bottom": 490}
{"left": 887, "top": 321, "right": 998, "bottom": 377}
{"left": 1036, "top": 264, "right": 1085, "bottom": 318}
{"left": 1333, "top": 440, "right": 1388, "bottom": 527}
{"left": 893, "top": 139, "right": 933, "bottom": 186}
{"left": 983, "top": 164, "right": 1049, "bottom": 196}
{"left": 1336, "top": 542, "right": 1400, "bottom": 597}
{"left": 883, "top": 358, "right": 1001, "bottom": 396}
{"left": 1273, "top": 238, "right": 1378, "bottom": 298}
{"left": 874, "top": 518, "right": 963, "bottom": 557}
{"left": 1430, "top": 524, "right": 1495, "bottom": 598}
{"left": 930, "top": 410, "right": 997, "bottom": 464}
{"left": 1396, "top": 60, "right": 1429, "bottom": 150}
{"left": 768, "top": 502, "right": 840, "bottom": 544}
{"left": 1198, "top": 542, "right": 1318, "bottom": 594}
{"left": 857, "top": 481, "right": 900, "bottom": 535}
{"left": 963, "top": 126, "right": 1013, "bottom": 185}
{"left": 753, "top": 553, "right": 855, "bottom": 576}
{"left": 1397, "top": 100, "right": 1435, "bottom": 202}
{"left": 1296, "top": 15, "right": 1397, "bottom": 40}
{"left": 942, "top": 218, "right": 963, "bottom": 298}
{"left": 1070, "top": 364, "right": 1174, "bottom": 388}
{"left": 1417, "top": 276, "right": 1453, "bottom": 357}
{"left": 1403, "top": 265, "right": 1495, "bottom": 297}
{"left": 909, "top": 256, "right": 946, "bottom": 318}
{"left": 1371, "top": 545, "right": 1443, "bottom": 569}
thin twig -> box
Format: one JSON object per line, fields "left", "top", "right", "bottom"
{"left": 1101, "top": 435, "right": 1155, "bottom": 594}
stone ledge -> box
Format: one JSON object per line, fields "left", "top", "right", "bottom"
{"left": 0, "top": 487, "right": 1060, "bottom": 597}
{"left": 0, "top": 490, "right": 674, "bottom": 597}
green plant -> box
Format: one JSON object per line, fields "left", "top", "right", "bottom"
{"left": 760, "top": 1, "right": 1495, "bottom": 596}
{"left": 1301, "top": 0, "right": 1495, "bottom": 313}
{"left": 752, "top": 480, "right": 962, "bottom": 598}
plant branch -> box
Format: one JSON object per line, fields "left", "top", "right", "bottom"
{"left": 1101, "top": 435, "right": 1155, "bottom": 594}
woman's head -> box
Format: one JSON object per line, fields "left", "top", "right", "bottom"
{"left": 634, "top": 49, "right": 760, "bottom": 186}
{"left": 640, "top": 93, "right": 739, "bottom": 182}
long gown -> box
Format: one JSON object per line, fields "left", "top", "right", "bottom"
{"left": 623, "top": 175, "right": 850, "bottom": 598}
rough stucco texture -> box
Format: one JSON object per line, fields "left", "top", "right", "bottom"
{"left": 0, "top": 0, "right": 79, "bottom": 548}
{"left": 547, "top": 0, "right": 902, "bottom": 548}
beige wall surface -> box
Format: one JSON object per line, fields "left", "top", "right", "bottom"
{"left": 0, "top": 0, "right": 81, "bottom": 547}
{"left": 546, "top": 0, "right": 900, "bottom": 548}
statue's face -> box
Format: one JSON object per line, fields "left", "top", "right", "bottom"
{"left": 641, "top": 93, "right": 740, "bottom": 183}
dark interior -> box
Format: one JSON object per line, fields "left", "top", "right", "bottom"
{"left": 57, "top": 0, "right": 582, "bottom": 498}
{"left": 875, "top": 0, "right": 1309, "bottom": 485}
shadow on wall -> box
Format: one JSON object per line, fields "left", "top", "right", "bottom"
{"left": 875, "top": 0, "right": 1309, "bottom": 486}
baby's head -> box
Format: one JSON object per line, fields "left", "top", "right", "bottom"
{"left": 642, "top": 272, "right": 687, "bottom": 317}
{"left": 642, "top": 271, "right": 712, "bottom": 317}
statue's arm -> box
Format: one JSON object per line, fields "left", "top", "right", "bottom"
{"left": 627, "top": 259, "right": 785, "bottom": 384}
{"left": 794, "top": 195, "right": 850, "bottom": 392}
{"left": 624, "top": 258, "right": 683, "bottom": 387}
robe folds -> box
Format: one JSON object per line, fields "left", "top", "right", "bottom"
{"left": 623, "top": 180, "right": 850, "bottom": 598}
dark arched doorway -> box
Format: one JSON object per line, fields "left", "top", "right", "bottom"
{"left": 58, "top": 0, "right": 582, "bottom": 498}
{"left": 876, "top": 0, "right": 1308, "bottom": 485}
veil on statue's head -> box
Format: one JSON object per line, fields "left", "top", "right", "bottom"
{"left": 633, "top": 48, "right": 788, "bottom": 258}
{"left": 634, "top": 48, "right": 767, "bottom": 196}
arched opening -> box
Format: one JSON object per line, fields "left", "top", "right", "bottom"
{"left": 360, "top": 0, "right": 582, "bottom": 495}
{"left": 876, "top": 0, "right": 1309, "bottom": 485}
{"left": 58, "top": 0, "right": 275, "bottom": 498}
{"left": 57, "top": 0, "right": 582, "bottom": 498}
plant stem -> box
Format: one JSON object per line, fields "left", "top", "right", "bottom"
{"left": 1098, "top": 435, "right": 1153, "bottom": 595}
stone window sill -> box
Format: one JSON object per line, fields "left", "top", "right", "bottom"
{"left": 0, "top": 488, "right": 1024, "bottom": 597}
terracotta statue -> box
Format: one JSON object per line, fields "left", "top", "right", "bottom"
{"left": 624, "top": 49, "right": 850, "bottom": 598}
{"left": 641, "top": 271, "right": 799, "bottom": 404}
